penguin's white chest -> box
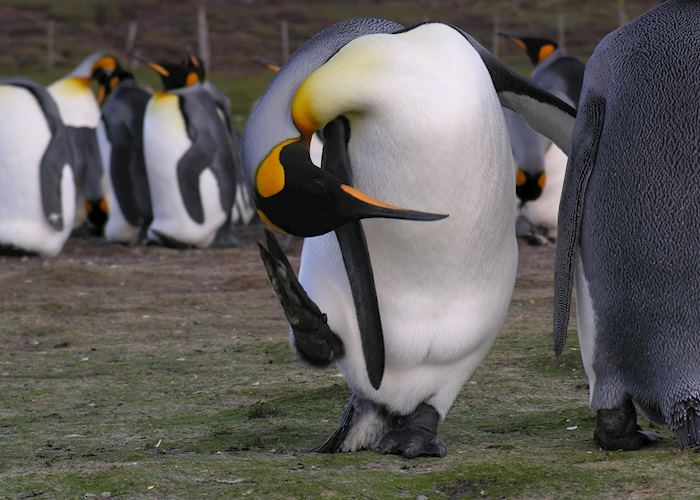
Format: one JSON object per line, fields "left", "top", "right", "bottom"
{"left": 297, "top": 25, "right": 518, "bottom": 416}
{"left": 143, "top": 93, "right": 226, "bottom": 247}
{"left": 0, "top": 85, "right": 75, "bottom": 256}
{"left": 48, "top": 78, "right": 100, "bottom": 127}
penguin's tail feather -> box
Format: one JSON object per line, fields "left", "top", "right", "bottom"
{"left": 312, "top": 395, "right": 390, "bottom": 453}
{"left": 674, "top": 406, "right": 700, "bottom": 449}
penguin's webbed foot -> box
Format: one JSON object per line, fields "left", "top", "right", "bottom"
{"left": 212, "top": 223, "right": 241, "bottom": 248}
{"left": 377, "top": 403, "right": 446, "bottom": 458}
{"left": 258, "top": 229, "right": 344, "bottom": 367}
{"left": 594, "top": 399, "right": 660, "bottom": 451}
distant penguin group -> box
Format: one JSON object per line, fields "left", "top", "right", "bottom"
{"left": 500, "top": 33, "right": 585, "bottom": 243}
{"left": 246, "top": 18, "right": 574, "bottom": 457}
{"left": 0, "top": 51, "right": 255, "bottom": 256}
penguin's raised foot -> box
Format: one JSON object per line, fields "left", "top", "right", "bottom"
{"left": 0, "top": 244, "right": 38, "bottom": 257}
{"left": 258, "top": 229, "right": 344, "bottom": 367}
{"left": 594, "top": 399, "right": 660, "bottom": 451}
{"left": 377, "top": 403, "right": 446, "bottom": 458}
{"left": 211, "top": 223, "right": 241, "bottom": 248}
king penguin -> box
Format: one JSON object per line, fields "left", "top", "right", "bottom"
{"left": 184, "top": 54, "right": 257, "bottom": 227}
{"left": 143, "top": 60, "right": 239, "bottom": 248}
{"left": 554, "top": 0, "right": 700, "bottom": 450}
{"left": 96, "top": 64, "right": 153, "bottom": 244}
{"left": 0, "top": 78, "right": 75, "bottom": 257}
{"left": 47, "top": 52, "right": 119, "bottom": 232}
{"left": 245, "top": 18, "right": 575, "bottom": 457}
{"left": 500, "top": 33, "right": 585, "bottom": 242}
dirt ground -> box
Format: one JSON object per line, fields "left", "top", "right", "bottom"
{"left": 1, "top": 228, "right": 699, "bottom": 498}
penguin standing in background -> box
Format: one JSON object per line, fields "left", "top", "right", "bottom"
{"left": 247, "top": 19, "right": 575, "bottom": 457}
{"left": 47, "top": 52, "right": 119, "bottom": 233}
{"left": 96, "top": 65, "right": 153, "bottom": 244}
{"left": 555, "top": 0, "right": 700, "bottom": 450}
{"left": 500, "top": 34, "right": 585, "bottom": 242}
{"left": 0, "top": 78, "right": 75, "bottom": 257}
{"left": 143, "top": 60, "right": 239, "bottom": 248}
{"left": 185, "top": 54, "right": 257, "bottom": 227}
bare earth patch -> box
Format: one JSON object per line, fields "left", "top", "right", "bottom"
{"left": 1, "top": 228, "right": 698, "bottom": 498}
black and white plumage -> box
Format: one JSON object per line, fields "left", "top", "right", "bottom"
{"left": 245, "top": 18, "right": 575, "bottom": 457}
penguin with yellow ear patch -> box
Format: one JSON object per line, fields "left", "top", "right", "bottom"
{"left": 47, "top": 52, "right": 119, "bottom": 234}
{"left": 143, "top": 60, "right": 239, "bottom": 248}
{"left": 499, "top": 33, "right": 585, "bottom": 243}
{"left": 246, "top": 18, "right": 575, "bottom": 457}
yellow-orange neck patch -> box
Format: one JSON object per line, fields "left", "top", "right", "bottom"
{"left": 539, "top": 44, "right": 555, "bottom": 62}
{"left": 255, "top": 138, "right": 298, "bottom": 198}
{"left": 515, "top": 169, "right": 526, "bottom": 187}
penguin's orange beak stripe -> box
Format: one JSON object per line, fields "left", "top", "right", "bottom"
{"left": 147, "top": 62, "right": 170, "bottom": 77}
{"left": 340, "top": 184, "right": 404, "bottom": 211}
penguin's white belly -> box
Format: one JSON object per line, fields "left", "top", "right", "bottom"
{"left": 98, "top": 122, "right": 139, "bottom": 244}
{"left": 575, "top": 252, "right": 598, "bottom": 404}
{"left": 143, "top": 93, "right": 226, "bottom": 247}
{"left": 0, "top": 86, "right": 75, "bottom": 257}
{"left": 48, "top": 79, "right": 100, "bottom": 127}
{"left": 520, "top": 144, "right": 566, "bottom": 238}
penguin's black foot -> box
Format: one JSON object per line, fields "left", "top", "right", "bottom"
{"left": 147, "top": 230, "right": 194, "bottom": 249}
{"left": 258, "top": 229, "right": 344, "bottom": 367}
{"left": 594, "top": 399, "right": 661, "bottom": 450}
{"left": 212, "top": 223, "right": 241, "bottom": 248}
{"left": 377, "top": 403, "right": 446, "bottom": 458}
{"left": 673, "top": 407, "right": 700, "bottom": 449}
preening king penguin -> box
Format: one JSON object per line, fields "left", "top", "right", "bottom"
{"left": 143, "top": 60, "right": 239, "bottom": 248}
{"left": 47, "top": 52, "right": 119, "bottom": 233}
{"left": 246, "top": 18, "right": 575, "bottom": 457}
{"left": 96, "top": 65, "right": 153, "bottom": 244}
{"left": 500, "top": 33, "right": 585, "bottom": 243}
{"left": 554, "top": 0, "right": 700, "bottom": 450}
{"left": 0, "top": 78, "right": 75, "bottom": 257}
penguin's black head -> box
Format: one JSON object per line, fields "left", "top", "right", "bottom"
{"left": 147, "top": 60, "right": 202, "bottom": 90}
{"left": 84, "top": 198, "right": 109, "bottom": 236}
{"left": 515, "top": 168, "right": 546, "bottom": 204}
{"left": 499, "top": 33, "right": 558, "bottom": 66}
{"left": 184, "top": 53, "right": 208, "bottom": 82}
{"left": 94, "top": 65, "right": 134, "bottom": 105}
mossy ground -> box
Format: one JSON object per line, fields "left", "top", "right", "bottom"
{"left": 1, "top": 231, "right": 698, "bottom": 498}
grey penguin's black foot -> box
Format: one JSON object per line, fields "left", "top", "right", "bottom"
{"left": 377, "top": 403, "right": 446, "bottom": 458}
{"left": 212, "top": 223, "right": 241, "bottom": 248}
{"left": 258, "top": 229, "right": 344, "bottom": 367}
{"left": 673, "top": 407, "right": 700, "bottom": 449}
{"left": 147, "top": 230, "right": 194, "bottom": 249}
{"left": 515, "top": 215, "right": 551, "bottom": 246}
{"left": 594, "top": 398, "right": 660, "bottom": 450}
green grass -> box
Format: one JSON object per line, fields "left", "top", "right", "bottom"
{"left": 0, "top": 238, "right": 697, "bottom": 498}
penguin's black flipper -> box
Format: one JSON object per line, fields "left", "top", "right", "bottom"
{"left": 322, "top": 118, "right": 385, "bottom": 391}
{"left": 176, "top": 128, "right": 216, "bottom": 224}
{"left": 258, "top": 229, "right": 345, "bottom": 367}
{"left": 553, "top": 93, "right": 605, "bottom": 357}
{"left": 454, "top": 28, "right": 577, "bottom": 155}
{"left": 67, "top": 126, "right": 104, "bottom": 201}
{"left": 0, "top": 78, "right": 73, "bottom": 231}
{"left": 312, "top": 398, "right": 356, "bottom": 453}
{"left": 104, "top": 121, "right": 141, "bottom": 227}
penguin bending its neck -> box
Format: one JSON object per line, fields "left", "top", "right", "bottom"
{"left": 245, "top": 19, "right": 575, "bottom": 457}
{"left": 555, "top": 0, "right": 700, "bottom": 450}
{"left": 48, "top": 52, "right": 119, "bottom": 233}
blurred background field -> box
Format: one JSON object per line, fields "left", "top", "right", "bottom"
{"left": 0, "top": 0, "right": 660, "bottom": 131}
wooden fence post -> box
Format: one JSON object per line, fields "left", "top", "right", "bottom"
{"left": 198, "top": 5, "right": 211, "bottom": 68}
{"left": 47, "top": 20, "right": 55, "bottom": 70}
{"left": 557, "top": 12, "right": 566, "bottom": 52}
{"left": 617, "top": 0, "right": 629, "bottom": 25}
{"left": 281, "top": 20, "right": 290, "bottom": 65}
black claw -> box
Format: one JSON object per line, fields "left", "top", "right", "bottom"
{"left": 377, "top": 403, "right": 446, "bottom": 458}
{"left": 258, "top": 229, "right": 344, "bottom": 367}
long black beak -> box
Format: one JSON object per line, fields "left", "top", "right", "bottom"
{"left": 255, "top": 123, "right": 448, "bottom": 237}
